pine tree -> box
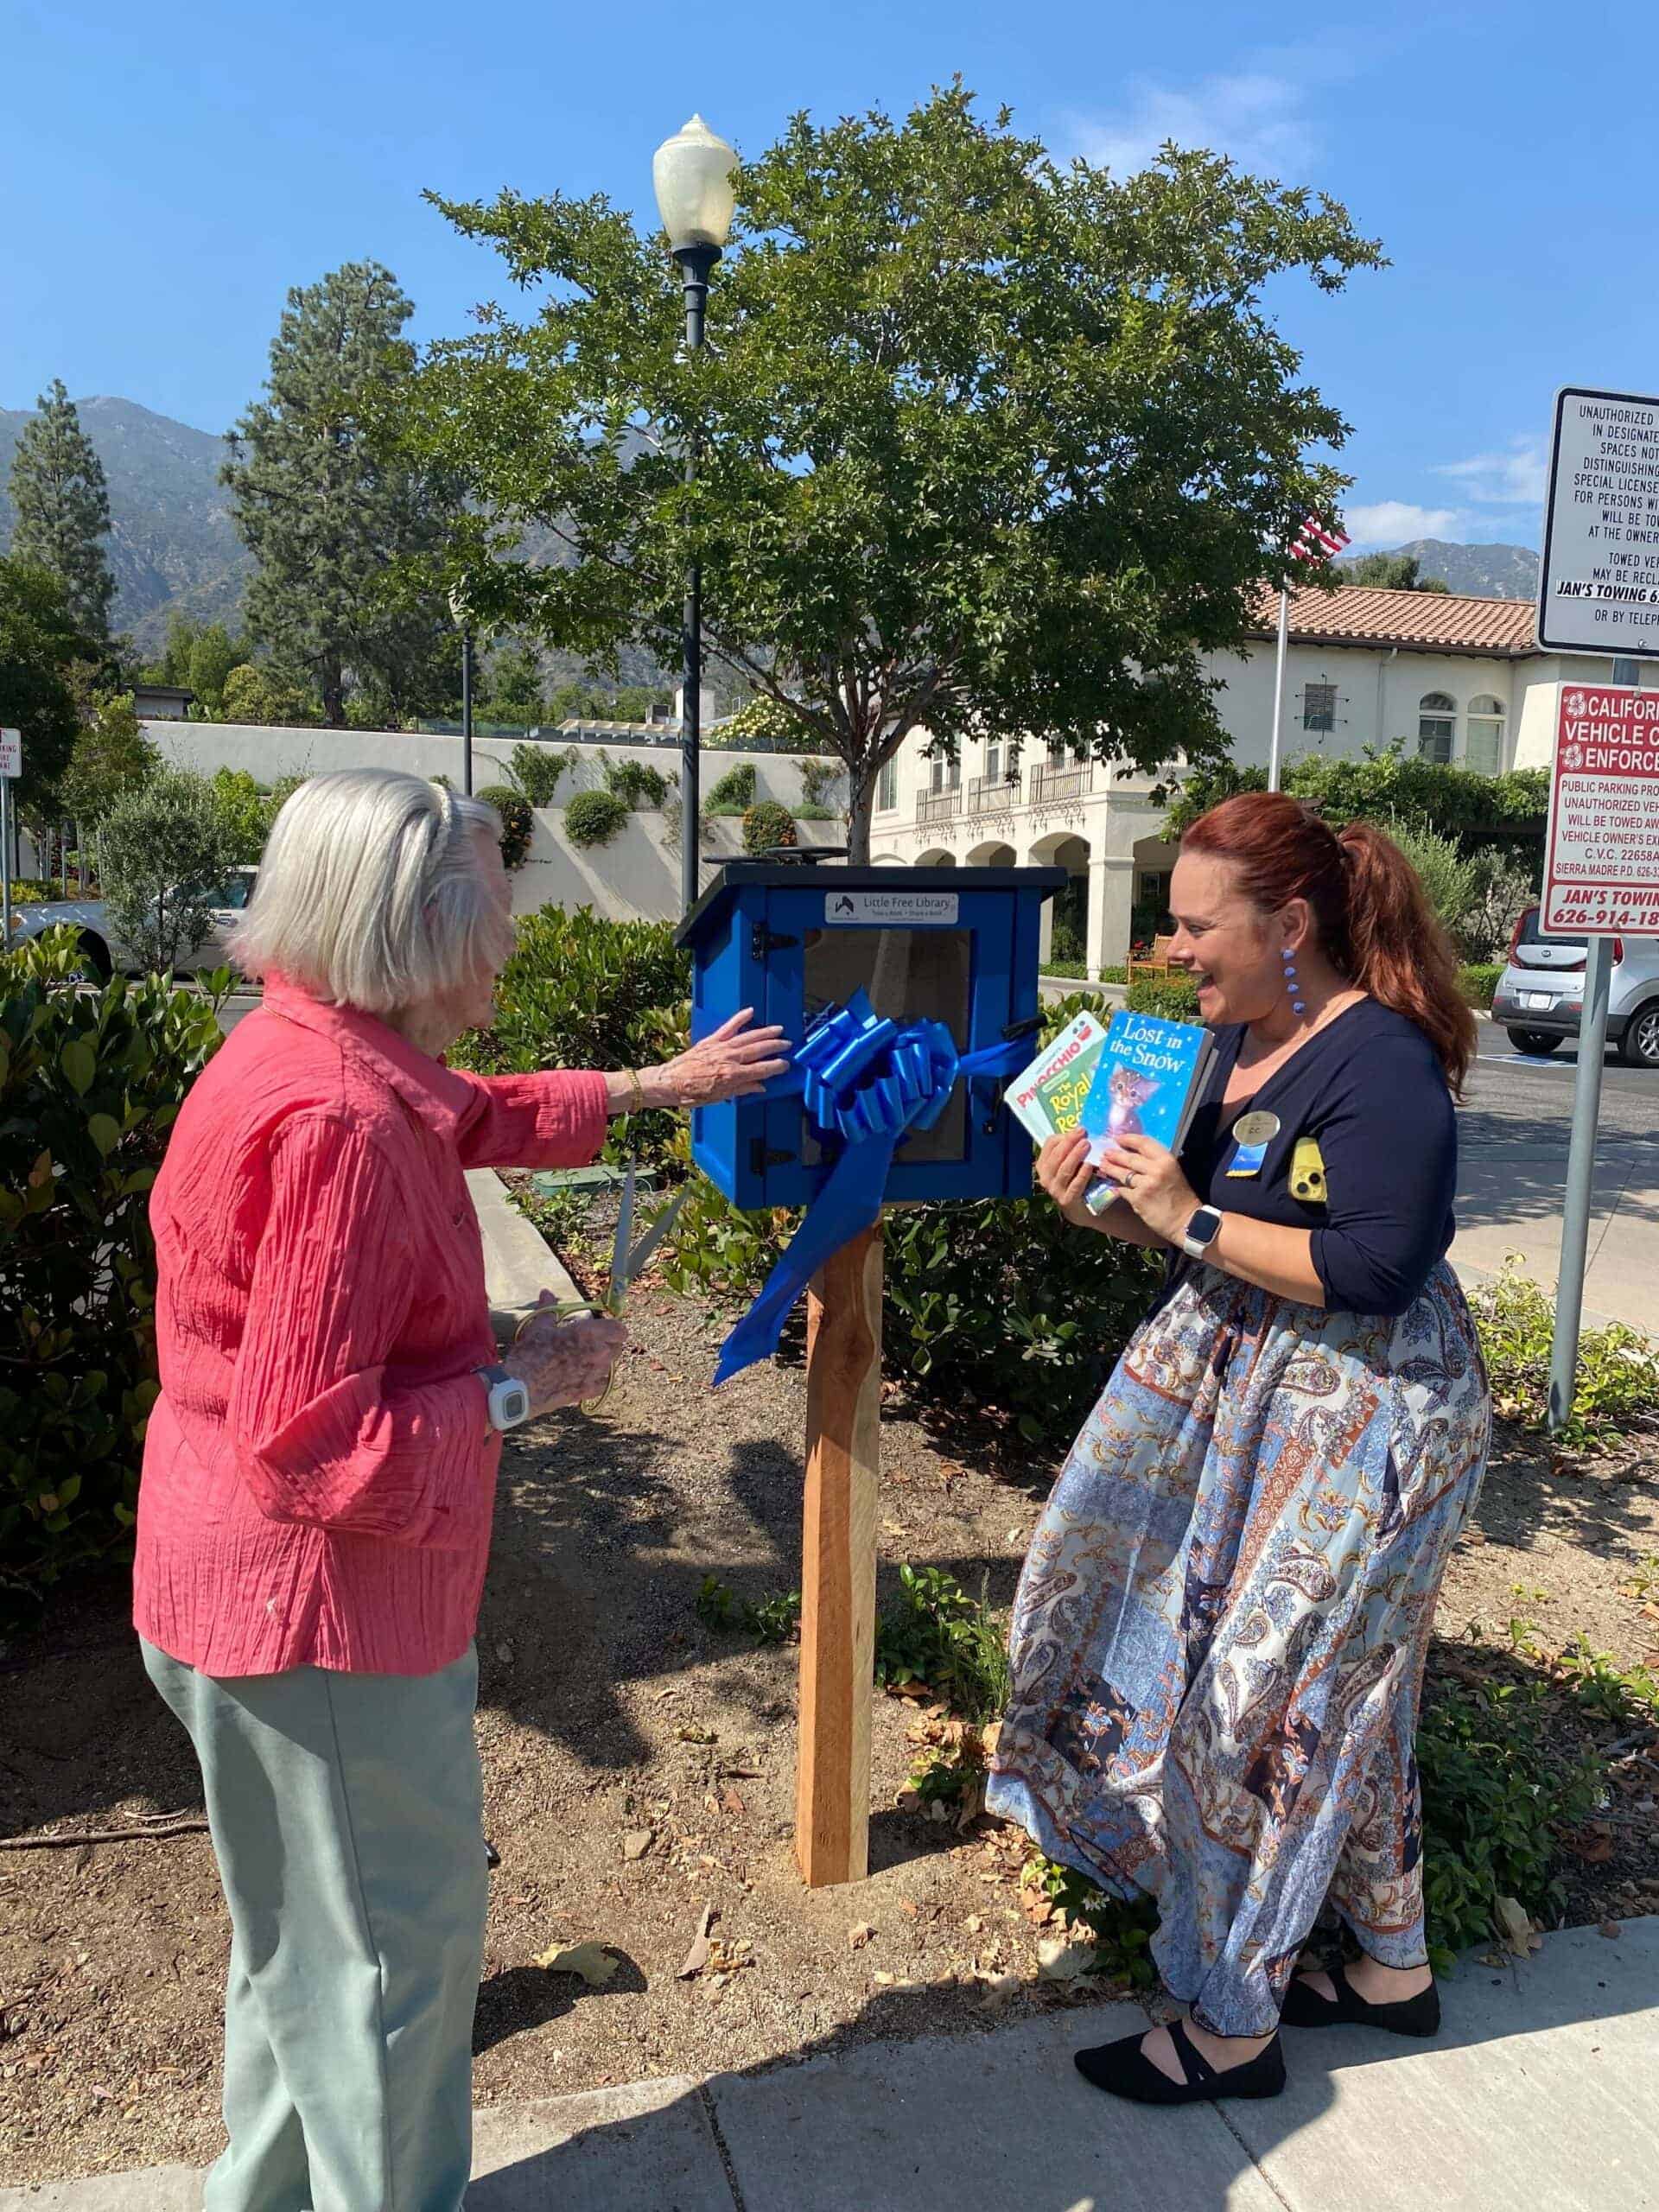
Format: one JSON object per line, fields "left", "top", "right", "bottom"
{"left": 7, "top": 380, "right": 116, "bottom": 640}
{"left": 223, "top": 261, "right": 462, "bottom": 727}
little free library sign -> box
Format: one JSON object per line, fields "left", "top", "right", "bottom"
{"left": 1541, "top": 685, "right": 1659, "bottom": 936}
{"left": 1537, "top": 385, "right": 1659, "bottom": 658}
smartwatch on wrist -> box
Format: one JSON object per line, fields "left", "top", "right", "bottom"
{"left": 476, "top": 1363, "right": 532, "bottom": 1433}
{"left": 1180, "top": 1205, "right": 1224, "bottom": 1262}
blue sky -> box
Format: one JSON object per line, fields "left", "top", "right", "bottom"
{"left": 3, "top": 0, "right": 1651, "bottom": 550}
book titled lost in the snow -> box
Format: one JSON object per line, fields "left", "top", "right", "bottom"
{"left": 1005, "top": 1007, "right": 1215, "bottom": 1214}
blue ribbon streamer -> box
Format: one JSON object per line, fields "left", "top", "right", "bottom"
{"left": 713, "top": 991, "right": 1027, "bottom": 1385}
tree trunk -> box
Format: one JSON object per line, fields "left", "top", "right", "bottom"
{"left": 322, "top": 658, "right": 346, "bottom": 728}
{"left": 845, "top": 770, "right": 875, "bottom": 865}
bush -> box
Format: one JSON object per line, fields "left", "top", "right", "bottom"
{"left": 796, "top": 757, "right": 842, "bottom": 810}
{"left": 1389, "top": 820, "right": 1483, "bottom": 944}
{"left": 479, "top": 785, "right": 533, "bottom": 870}
{"left": 507, "top": 741, "right": 577, "bottom": 807}
{"left": 1459, "top": 963, "right": 1503, "bottom": 1008}
{"left": 703, "top": 762, "right": 757, "bottom": 816}
{"left": 218, "top": 661, "right": 318, "bottom": 727}
{"left": 209, "top": 767, "right": 274, "bottom": 864}
{"left": 602, "top": 758, "right": 671, "bottom": 809}
{"left": 454, "top": 903, "right": 689, "bottom": 1076}
{"left": 564, "top": 788, "right": 629, "bottom": 849}
{"left": 1468, "top": 1264, "right": 1659, "bottom": 1449}
{"left": 742, "top": 801, "right": 798, "bottom": 854}
{"left": 99, "top": 767, "right": 238, "bottom": 971}
{"left": 6, "top": 880, "right": 50, "bottom": 905}
{"left": 0, "top": 930, "right": 226, "bottom": 1612}
{"left": 1125, "top": 973, "right": 1201, "bottom": 1020}
{"left": 1042, "top": 958, "right": 1086, "bottom": 979}
{"left": 875, "top": 1565, "right": 1010, "bottom": 1722}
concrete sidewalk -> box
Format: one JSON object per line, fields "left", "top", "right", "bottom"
{"left": 5, "top": 1917, "right": 1653, "bottom": 2210}
{"left": 1450, "top": 1131, "right": 1659, "bottom": 1337}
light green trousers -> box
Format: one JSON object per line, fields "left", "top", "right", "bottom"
{"left": 142, "top": 1639, "right": 488, "bottom": 2212}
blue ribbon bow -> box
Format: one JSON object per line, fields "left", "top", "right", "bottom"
{"left": 713, "top": 991, "right": 1027, "bottom": 1385}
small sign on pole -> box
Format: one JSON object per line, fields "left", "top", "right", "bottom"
{"left": 1538, "top": 387, "right": 1659, "bottom": 659}
{"left": 0, "top": 727, "right": 21, "bottom": 956}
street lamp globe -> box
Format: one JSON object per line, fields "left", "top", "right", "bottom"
{"left": 652, "top": 115, "right": 737, "bottom": 250}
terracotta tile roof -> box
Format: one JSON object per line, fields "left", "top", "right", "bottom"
{"left": 1249, "top": 582, "right": 1537, "bottom": 657}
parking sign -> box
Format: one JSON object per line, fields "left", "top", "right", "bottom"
{"left": 0, "top": 728, "right": 20, "bottom": 778}
{"left": 1536, "top": 386, "right": 1659, "bottom": 658}
{"left": 1541, "top": 684, "right": 1659, "bottom": 936}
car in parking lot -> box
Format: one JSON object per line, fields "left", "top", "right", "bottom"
{"left": 1491, "top": 905, "right": 1659, "bottom": 1067}
{"left": 4, "top": 867, "right": 257, "bottom": 980}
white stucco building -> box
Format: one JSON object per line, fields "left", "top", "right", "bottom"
{"left": 868, "top": 583, "right": 1658, "bottom": 973}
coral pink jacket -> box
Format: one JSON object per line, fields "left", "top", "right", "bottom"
{"left": 133, "top": 981, "right": 607, "bottom": 1677}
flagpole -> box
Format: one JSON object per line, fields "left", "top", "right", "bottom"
{"left": 1268, "top": 584, "right": 1289, "bottom": 792}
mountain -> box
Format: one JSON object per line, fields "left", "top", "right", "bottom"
{"left": 0, "top": 395, "right": 252, "bottom": 650}
{"left": 1340, "top": 538, "right": 1541, "bottom": 600}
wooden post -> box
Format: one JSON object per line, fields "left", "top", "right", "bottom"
{"left": 796, "top": 1221, "right": 882, "bottom": 1887}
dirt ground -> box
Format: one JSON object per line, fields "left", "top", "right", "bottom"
{"left": 4, "top": 1283, "right": 1659, "bottom": 2188}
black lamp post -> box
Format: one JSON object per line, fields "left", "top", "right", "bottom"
{"left": 448, "top": 583, "right": 476, "bottom": 796}
{"left": 653, "top": 115, "right": 737, "bottom": 916}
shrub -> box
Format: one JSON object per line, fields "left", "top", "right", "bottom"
{"left": 1042, "top": 958, "right": 1086, "bottom": 979}
{"left": 6, "top": 880, "right": 50, "bottom": 905}
{"left": 1467, "top": 1263, "right": 1659, "bottom": 1449}
{"left": 564, "top": 788, "right": 629, "bottom": 849}
{"left": 602, "top": 758, "right": 670, "bottom": 809}
{"left": 453, "top": 901, "right": 690, "bottom": 1115}
{"left": 1459, "top": 963, "right": 1503, "bottom": 1008}
{"left": 703, "top": 762, "right": 757, "bottom": 816}
{"left": 875, "top": 1565, "right": 1010, "bottom": 1722}
{"left": 479, "top": 785, "right": 533, "bottom": 870}
{"left": 99, "top": 767, "right": 238, "bottom": 972}
{"left": 218, "top": 661, "right": 318, "bottom": 727}
{"left": 209, "top": 766, "right": 274, "bottom": 864}
{"left": 742, "top": 801, "right": 798, "bottom": 855}
{"left": 0, "top": 930, "right": 226, "bottom": 1613}
{"left": 796, "top": 757, "right": 842, "bottom": 810}
{"left": 1126, "top": 973, "right": 1200, "bottom": 1020}
{"left": 507, "top": 741, "right": 577, "bottom": 807}
{"left": 1389, "top": 821, "right": 1483, "bottom": 944}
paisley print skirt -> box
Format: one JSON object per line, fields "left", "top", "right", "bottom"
{"left": 986, "top": 1262, "right": 1491, "bottom": 2037}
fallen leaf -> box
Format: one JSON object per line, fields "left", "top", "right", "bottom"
{"left": 1494, "top": 1897, "right": 1541, "bottom": 1957}
{"left": 719, "top": 1786, "right": 747, "bottom": 1818}
{"left": 677, "top": 1726, "right": 718, "bottom": 1745}
{"left": 677, "top": 1906, "right": 717, "bottom": 1980}
{"left": 848, "top": 1923, "right": 876, "bottom": 1951}
{"left": 535, "top": 1942, "right": 619, "bottom": 1987}
{"left": 1038, "top": 1936, "right": 1096, "bottom": 1983}
{"left": 1005, "top": 1526, "right": 1025, "bottom": 1545}
{"left": 963, "top": 1914, "right": 984, "bottom": 1935}
{"left": 621, "top": 1830, "right": 654, "bottom": 1862}
{"left": 976, "top": 1971, "right": 1020, "bottom": 2008}
{"left": 1599, "top": 1919, "right": 1624, "bottom": 1940}
{"left": 899, "top": 1899, "right": 919, "bottom": 1918}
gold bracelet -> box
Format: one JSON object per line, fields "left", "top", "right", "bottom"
{"left": 621, "top": 1068, "right": 646, "bottom": 1115}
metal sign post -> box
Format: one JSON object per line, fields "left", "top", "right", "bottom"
{"left": 1548, "top": 936, "right": 1613, "bottom": 1430}
{"left": 0, "top": 728, "right": 22, "bottom": 954}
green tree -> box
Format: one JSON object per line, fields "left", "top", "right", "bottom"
{"left": 395, "top": 87, "right": 1381, "bottom": 858}
{"left": 99, "top": 768, "right": 237, "bottom": 971}
{"left": 548, "top": 679, "right": 607, "bottom": 722}
{"left": 0, "top": 557, "right": 87, "bottom": 825}
{"left": 480, "top": 641, "right": 546, "bottom": 727}
{"left": 224, "top": 261, "right": 464, "bottom": 727}
{"left": 218, "top": 659, "right": 319, "bottom": 726}
{"left": 6, "top": 381, "right": 116, "bottom": 640}
{"left": 1339, "top": 551, "right": 1451, "bottom": 594}
{"left": 149, "top": 611, "right": 200, "bottom": 687}
{"left": 209, "top": 767, "right": 275, "bottom": 861}
{"left": 186, "top": 623, "right": 250, "bottom": 717}
{"left": 59, "top": 691, "right": 159, "bottom": 825}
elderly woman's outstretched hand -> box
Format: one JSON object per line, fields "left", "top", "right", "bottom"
{"left": 650, "top": 1008, "right": 791, "bottom": 1109}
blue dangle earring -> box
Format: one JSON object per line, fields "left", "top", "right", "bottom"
{"left": 1283, "top": 944, "right": 1306, "bottom": 1019}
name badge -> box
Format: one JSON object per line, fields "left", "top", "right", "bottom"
{"left": 1225, "top": 1139, "right": 1269, "bottom": 1179}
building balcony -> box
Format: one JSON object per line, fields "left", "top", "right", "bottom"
{"left": 967, "top": 772, "right": 1024, "bottom": 815}
{"left": 916, "top": 786, "right": 963, "bottom": 826}
{"left": 1029, "top": 760, "right": 1096, "bottom": 807}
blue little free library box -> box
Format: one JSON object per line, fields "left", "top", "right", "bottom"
{"left": 676, "top": 861, "right": 1067, "bottom": 1210}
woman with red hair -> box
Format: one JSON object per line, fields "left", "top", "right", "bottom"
{"left": 989, "top": 792, "right": 1491, "bottom": 2107}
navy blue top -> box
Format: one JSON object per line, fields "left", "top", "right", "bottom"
{"left": 1168, "top": 998, "right": 1458, "bottom": 1319}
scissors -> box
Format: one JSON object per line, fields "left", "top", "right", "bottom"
{"left": 515, "top": 1167, "right": 687, "bottom": 1411}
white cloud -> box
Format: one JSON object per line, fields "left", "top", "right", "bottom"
{"left": 1343, "top": 501, "right": 1465, "bottom": 548}
{"left": 1434, "top": 437, "right": 1548, "bottom": 507}
{"left": 1070, "top": 70, "right": 1319, "bottom": 178}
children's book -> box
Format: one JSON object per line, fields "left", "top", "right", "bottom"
{"left": 1078, "top": 1010, "right": 1215, "bottom": 1210}
{"left": 1002, "top": 1009, "right": 1111, "bottom": 1148}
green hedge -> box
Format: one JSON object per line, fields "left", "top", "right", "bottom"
{"left": 479, "top": 785, "right": 533, "bottom": 870}
{"left": 564, "top": 788, "right": 629, "bottom": 849}
{"left": 0, "top": 930, "right": 226, "bottom": 1614}
{"left": 1460, "top": 963, "right": 1503, "bottom": 1008}
{"left": 1125, "top": 973, "right": 1201, "bottom": 1020}
{"left": 742, "top": 801, "right": 798, "bottom": 854}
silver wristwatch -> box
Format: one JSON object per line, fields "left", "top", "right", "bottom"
{"left": 1180, "top": 1205, "right": 1224, "bottom": 1261}
{"left": 476, "top": 1363, "right": 531, "bottom": 1433}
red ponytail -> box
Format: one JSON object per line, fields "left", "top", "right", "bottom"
{"left": 1181, "top": 792, "right": 1475, "bottom": 1096}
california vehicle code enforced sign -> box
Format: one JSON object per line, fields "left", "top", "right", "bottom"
{"left": 1541, "top": 686, "right": 1659, "bottom": 936}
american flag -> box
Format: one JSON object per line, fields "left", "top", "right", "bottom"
{"left": 1290, "top": 514, "right": 1350, "bottom": 564}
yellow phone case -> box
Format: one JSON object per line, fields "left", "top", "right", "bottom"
{"left": 1289, "top": 1137, "right": 1327, "bottom": 1205}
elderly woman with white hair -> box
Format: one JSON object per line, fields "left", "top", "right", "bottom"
{"left": 134, "top": 769, "right": 784, "bottom": 2212}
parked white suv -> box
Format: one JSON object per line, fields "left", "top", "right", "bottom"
{"left": 5, "top": 867, "right": 257, "bottom": 980}
{"left": 1491, "top": 905, "right": 1659, "bottom": 1067}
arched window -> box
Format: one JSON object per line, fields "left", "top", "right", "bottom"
{"left": 1418, "top": 692, "right": 1456, "bottom": 766}
{"left": 1465, "top": 695, "right": 1505, "bottom": 774}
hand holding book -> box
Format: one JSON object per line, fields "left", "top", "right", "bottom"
{"left": 1094, "top": 1132, "right": 1203, "bottom": 1246}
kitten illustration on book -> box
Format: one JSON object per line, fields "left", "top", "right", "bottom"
{"left": 1103, "top": 1064, "right": 1160, "bottom": 1142}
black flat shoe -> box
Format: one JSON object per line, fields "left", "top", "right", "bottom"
{"left": 1280, "top": 1964, "right": 1440, "bottom": 2037}
{"left": 1074, "top": 2018, "right": 1287, "bottom": 2106}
